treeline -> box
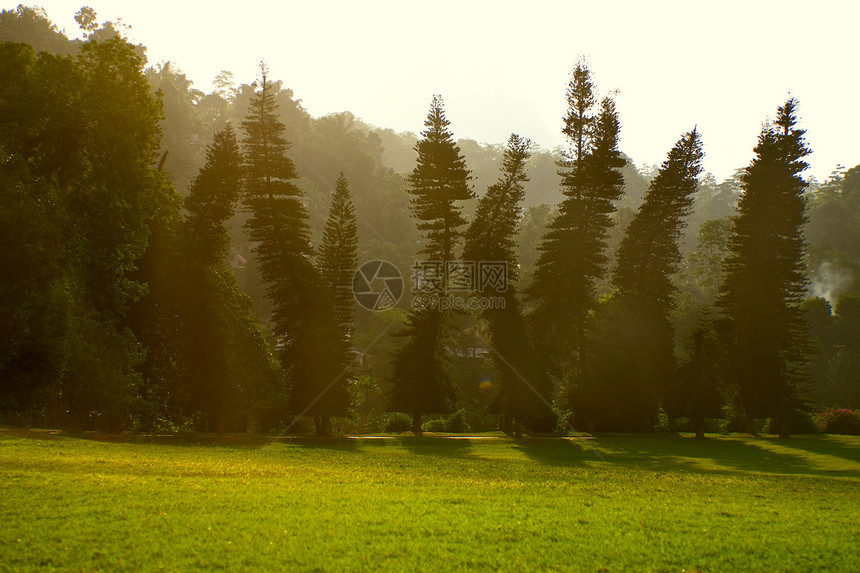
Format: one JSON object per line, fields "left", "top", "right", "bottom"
{"left": 1, "top": 6, "right": 858, "bottom": 435}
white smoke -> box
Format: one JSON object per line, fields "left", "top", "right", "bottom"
{"left": 811, "top": 260, "right": 855, "bottom": 305}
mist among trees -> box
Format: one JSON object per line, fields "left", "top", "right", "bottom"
{"left": 2, "top": 5, "right": 859, "bottom": 437}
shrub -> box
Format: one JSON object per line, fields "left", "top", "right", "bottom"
{"left": 764, "top": 412, "right": 818, "bottom": 434}
{"left": 382, "top": 412, "right": 412, "bottom": 433}
{"left": 446, "top": 409, "right": 470, "bottom": 433}
{"left": 817, "top": 408, "right": 860, "bottom": 435}
{"left": 421, "top": 418, "right": 448, "bottom": 432}
{"left": 333, "top": 412, "right": 382, "bottom": 435}
{"left": 528, "top": 411, "right": 559, "bottom": 434}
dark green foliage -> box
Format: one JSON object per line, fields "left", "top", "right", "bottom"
{"left": 516, "top": 204, "right": 555, "bottom": 289}
{"left": 176, "top": 124, "right": 280, "bottom": 433}
{"left": 764, "top": 412, "right": 818, "bottom": 435}
{"left": 389, "top": 310, "right": 457, "bottom": 433}
{"left": 577, "top": 130, "right": 704, "bottom": 431}
{"left": 5, "top": 7, "right": 853, "bottom": 438}
{"left": 613, "top": 130, "right": 704, "bottom": 311}
{"left": 804, "top": 295, "right": 860, "bottom": 409}
{"left": 241, "top": 65, "right": 348, "bottom": 433}
{"left": 686, "top": 216, "right": 735, "bottom": 303}
{"left": 421, "top": 418, "right": 448, "bottom": 432}
{"left": 463, "top": 135, "right": 553, "bottom": 436}
{"left": 184, "top": 124, "right": 243, "bottom": 263}
{"left": 673, "top": 324, "right": 726, "bottom": 437}
{"left": 527, "top": 64, "right": 626, "bottom": 382}
{"left": 319, "top": 173, "right": 359, "bottom": 341}
{"left": 0, "top": 152, "right": 68, "bottom": 418}
{"left": 408, "top": 94, "right": 473, "bottom": 261}
{"left": 0, "top": 37, "right": 171, "bottom": 429}
{"left": 382, "top": 411, "right": 413, "bottom": 433}
{"left": 316, "top": 173, "right": 359, "bottom": 431}
{"left": 463, "top": 134, "right": 530, "bottom": 276}
{"left": 717, "top": 99, "right": 813, "bottom": 436}
{"left": 389, "top": 96, "right": 473, "bottom": 433}
{"left": 420, "top": 410, "right": 471, "bottom": 433}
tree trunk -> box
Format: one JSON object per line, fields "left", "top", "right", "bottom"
{"left": 586, "top": 419, "right": 596, "bottom": 435}
{"left": 667, "top": 415, "right": 679, "bottom": 434}
{"left": 412, "top": 412, "right": 422, "bottom": 436}
{"left": 500, "top": 415, "right": 512, "bottom": 435}
{"left": 313, "top": 416, "right": 322, "bottom": 435}
{"left": 320, "top": 415, "right": 332, "bottom": 437}
{"left": 745, "top": 413, "right": 757, "bottom": 435}
{"left": 778, "top": 417, "right": 790, "bottom": 439}
{"left": 108, "top": 414, "right": 124, "bottom": 434}
{"left": 513, "top": 418, "right": 523, "bottom": 440}
{"left": 213, "top": 415, "right": 226, "bottom": 436}
{"left": 695, "top": 415, "right": 705, "bottom": 439}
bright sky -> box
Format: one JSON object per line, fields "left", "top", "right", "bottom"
{"left": 29, "top": 0, "right": 860, "bottom": 181}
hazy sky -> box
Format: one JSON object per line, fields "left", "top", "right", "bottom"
{"left": 30, "top": 0, "right": 860, "bottom": 181}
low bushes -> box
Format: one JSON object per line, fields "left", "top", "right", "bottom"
{"left": 816, "top": 408, "right": 860, "bottom": 435}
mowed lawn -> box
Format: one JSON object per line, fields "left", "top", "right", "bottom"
{"left": 1, "top": 428, "right": 858, "bottom": 572}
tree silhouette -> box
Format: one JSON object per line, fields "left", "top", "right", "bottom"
{"left": 463, "top": 134, "right": 552, "bottom": 437}
{"left": 527, "top": 63, "right": 625, "bottom": 387}
{"left": 389, "top": 95, "right": 473, "bottom": 434}
{"left": 585, "top": 129, "right": 704, "bottom": 431}
{"left": 242, "top": 64, "right": 347, "bottom": 434}
{"left": 717, "top": 98, "right": 812, "bottom": 438}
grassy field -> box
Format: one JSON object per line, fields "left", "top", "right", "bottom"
{"left": 1, "top": 428, "right": 858, "bottom": 571}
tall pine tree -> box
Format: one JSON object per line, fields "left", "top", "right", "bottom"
{"left": 181, "top": 124, "right": 244, "bottom": 433}
{"left": 577, "top": 129, "right": 704, "bottom": 431}
{"left": 317, "top": 172, "right": 359, "bottom": 427}
{"left": 717, "top": 98, "right": 812, "bottom": 438}
{"left": 319, "top": 173, "right": 359, "bottom": 343}
{"left": 527, "top": 64, "right": 625, "bottom": 385}
{"left": 463, "top": 134, "right": 553, "bottom": 438}
{"left": 388, "top": 95, "right": 473, "bottom": 434}
{"left": 242, "top": 64, "right": 347, "bottom": 434}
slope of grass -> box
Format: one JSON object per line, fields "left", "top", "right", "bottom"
{"left": 1, "top": 428, "right": 858, "bottom": 571}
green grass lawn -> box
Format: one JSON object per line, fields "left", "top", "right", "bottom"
{"left": 1, "top": 428, "right": 858, "bottom": 571}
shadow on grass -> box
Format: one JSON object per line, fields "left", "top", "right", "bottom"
{"left": 278, "top": 436, "right": 362, "bottom": 453}
{"left": 583, "top": 434, "right": 860, "bottom": 478}
{"left": 392, "top": 436, "right": 475, "bottom": 458}
{"left": 514, "top": 438, "right": 595, "bottom": 466}
{"left": 4, "top": 426, "right": 858, "bottom": 478}
{"left": 0, "top": 427, "right": 369, "bottom": 453}
{"left": 768, "top": 434, "right": 860, "bottom": 464}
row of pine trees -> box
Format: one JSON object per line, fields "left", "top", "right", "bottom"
{"left": 1, "top": 21, "right": 815, "bottom": 436}
{"left": 389, "top": 63, "right": 812, "bottom": 438}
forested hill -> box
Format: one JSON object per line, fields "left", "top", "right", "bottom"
{"left": 2, "top": 5, "right": 859, "bottom": 435}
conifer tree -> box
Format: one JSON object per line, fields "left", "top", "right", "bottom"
{"left": 676, "top": 323, "right": 724, "bottom": 439}
{"left": 463, "top": 134, "right": 552, "bottom": 438}
{"left": 185, "top": 124, "right": 243, "bottom": 264}
{"left": 318, "top": 172, "right": 359, "bottom": 423}
{"left": 527, "top": 64, "right": 625, "bottom": 384}
{"left": 242, "top": 64, "right": 347, "bottom": 434}
{"left": 319, "top": 173, "right": 359, "bottom": 342}
{"left": 181, "top": 124, "right": 243, "bottom": 433}
{"left": 409, "top": 94, "right": 473, "bottom": 261}
{"left": 389, "top": 95, "right": 473, "bottom": 434}
{"left": 581, "top": 129, "right": 704, "bottom": 431}
{"left": 717, "top": 98, "right": 812, "bottom": 438}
